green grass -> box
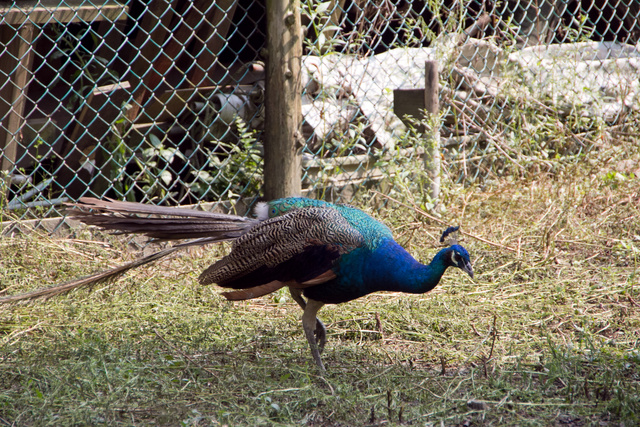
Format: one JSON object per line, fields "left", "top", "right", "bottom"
{"left": 1, "top": 150, "right": 640, "bottom": 425}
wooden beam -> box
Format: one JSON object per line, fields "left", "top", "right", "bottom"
{"left": 393, "top": 88, "right": 425, "bottom": 130}
{"left": 424, "top": 60, "right": 440, "bottom": 203}
{"left": 187, "top": 0, "right": 238, "bottom": 87}
{"left": 264, "top": 0, "right": 303, "bottom": 199}
{"left": 125, "top": 0, "right": 174, "bottom": 122}
{"left": 126, "top": 0, "right": 214, "bottom": 122}
{"left": 0, "top": 0, "right": 128, "bottom": 25}
{"left": 0, "top": 23, "right": 37, "bottom": 172}
{"left": 0, "top": 0, "right": 129, "bottom": 172}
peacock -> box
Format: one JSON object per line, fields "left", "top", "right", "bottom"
{"left": 1, "top": 197, "right": 473, "bottom": 371}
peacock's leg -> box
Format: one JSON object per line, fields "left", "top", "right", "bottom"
{"left": 289, "top": 288, "right": 307, "bottom": 310}
{"left": 290, "top": 288, "right": 327, "bottom": 352}
{"left": 315, "top": 317, "right": 327, "bottom": 353}
{"left": 301, "top": 298, "right": 326, "bottom": 371}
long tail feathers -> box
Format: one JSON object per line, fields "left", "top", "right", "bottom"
{"left": 67, "top": 197, "right": 258, "bottom": 240}
{"left": 0, "top": 238, "right": 214, "bottom": 305}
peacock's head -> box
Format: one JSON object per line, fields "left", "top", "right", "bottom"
{"left": 448, "top": 245, "right": 474, "bottom": 278}
{"left": 440, "top": 226, "right": 473, "bottom": 278}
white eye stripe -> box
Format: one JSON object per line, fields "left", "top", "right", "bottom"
{"left": 450, "top": 252, "right": 459, "bottom": 266}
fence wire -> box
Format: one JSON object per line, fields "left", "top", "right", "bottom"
{"left": 1, "top": 0, "right": 639, "bottom": 223}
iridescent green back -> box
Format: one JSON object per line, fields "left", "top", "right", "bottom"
{"left": 267, "top": 198, "right": 393, "bottom": 249}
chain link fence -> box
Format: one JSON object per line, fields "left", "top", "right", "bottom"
{"left": 1, "top": 0, "right": 639, "bottom": 223}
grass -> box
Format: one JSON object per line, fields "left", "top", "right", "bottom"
{"left": 1, "top": 140, "right": 639, "bottom": 425}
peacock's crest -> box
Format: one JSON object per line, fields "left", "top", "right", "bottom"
{"left": 440, "top": 225, "right": 460, "bottom": 245}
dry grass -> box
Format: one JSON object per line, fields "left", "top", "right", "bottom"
{"left": 1, "top": 137, "right": 639, "bottom": 425}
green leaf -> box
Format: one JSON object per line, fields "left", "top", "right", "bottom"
{"left": 159, "top": 170, "right": 172, "bottom": 185}
{"left": 148, "top": 134, "right": 163, "bottom": 148}
{"left": 315, "top": 2, "right": 330, "bottom": 14}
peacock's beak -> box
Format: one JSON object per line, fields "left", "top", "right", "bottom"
{"left": 462, "top": 260, "right": 474, "bottom": 279}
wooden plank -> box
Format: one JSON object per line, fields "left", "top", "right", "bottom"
{"left": 125, "top": 0, "right": 174, "bottom": 122}
{"left": 150, "top": 0, "right": 211, "bottom": 87}
{"left": 393, "top": 88, "right": 425, "bottom": 129}
{"left": 127, "top": 0, "right": 213, "bottom": 121}
{"left": 264, "top": 0, "right": 303, "bottom": 199}
{"left": 57, "top": 81, "right": 131, "bottom": 197}
{"left": 68, "top": 81, "right": 131, "bottom": 143}
{"left": 302, "top": 147, "right": 425, "bottom": 188}
{"left": 137, "top": 85, "right": 257, "bottom": 123}
{"left": 95, "top": 19, "right": 128, "bottom": 79}
{"left": 187, "top": 0, "right": 238, "bottom": 87}
{"left": 424, "top": 62, "right": 439, "bottom": 116}
{"left": 0, "top": 0, "right": 128, "bottom": 25}
{"left": 0, "top": 23, "right": 37, "bottom": 172}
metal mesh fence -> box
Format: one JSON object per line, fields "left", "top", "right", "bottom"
{"left": 1, "top": 0, "right": 639, "bottom": 222}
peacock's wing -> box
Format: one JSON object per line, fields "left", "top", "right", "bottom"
{"left": 198, "top": 206, "right": 364, "bottom": 298}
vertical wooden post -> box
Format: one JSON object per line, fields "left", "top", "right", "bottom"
{"left": 424, "top": 60, "right": 440, "bottom": 203}
{"left": 0, "top": 24, "right": 37, "bottom": 172}
{"left": 264, "top": 0, "right": 303, "bottom": 199}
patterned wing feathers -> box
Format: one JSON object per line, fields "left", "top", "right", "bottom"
{"left": 198, "top": 207, "right": 363, "bottom": 288}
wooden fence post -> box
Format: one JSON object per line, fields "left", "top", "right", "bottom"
{"left": 424, "top": 60, "right": 440, "bottom": 204}
{"left": 264, "top": 0, "right": 303, "bottom": 199}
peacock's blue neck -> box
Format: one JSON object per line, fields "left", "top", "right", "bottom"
{"left": 307, "top": 238, "right": 449, "bottom": 301}
{"left": 303, "top": 238, "right": 454, "bottom": 304}
{"left": 363, "top": 239, "right": 451, "bottom": 294}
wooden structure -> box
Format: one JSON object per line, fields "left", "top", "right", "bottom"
{"left": 264, "top": 0, "right": 302, "bottom": 199}
{"left": 123, "top": 0, "right": 239, "bottom": 123}
{"left": 0, "top": 0, "right": 127, "bottom": 172}
{"left": 0, "top": 0, "right": 308, "bottom": 200}
{"left": 393, "top": 60, "right": 441, "bottom": 204}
